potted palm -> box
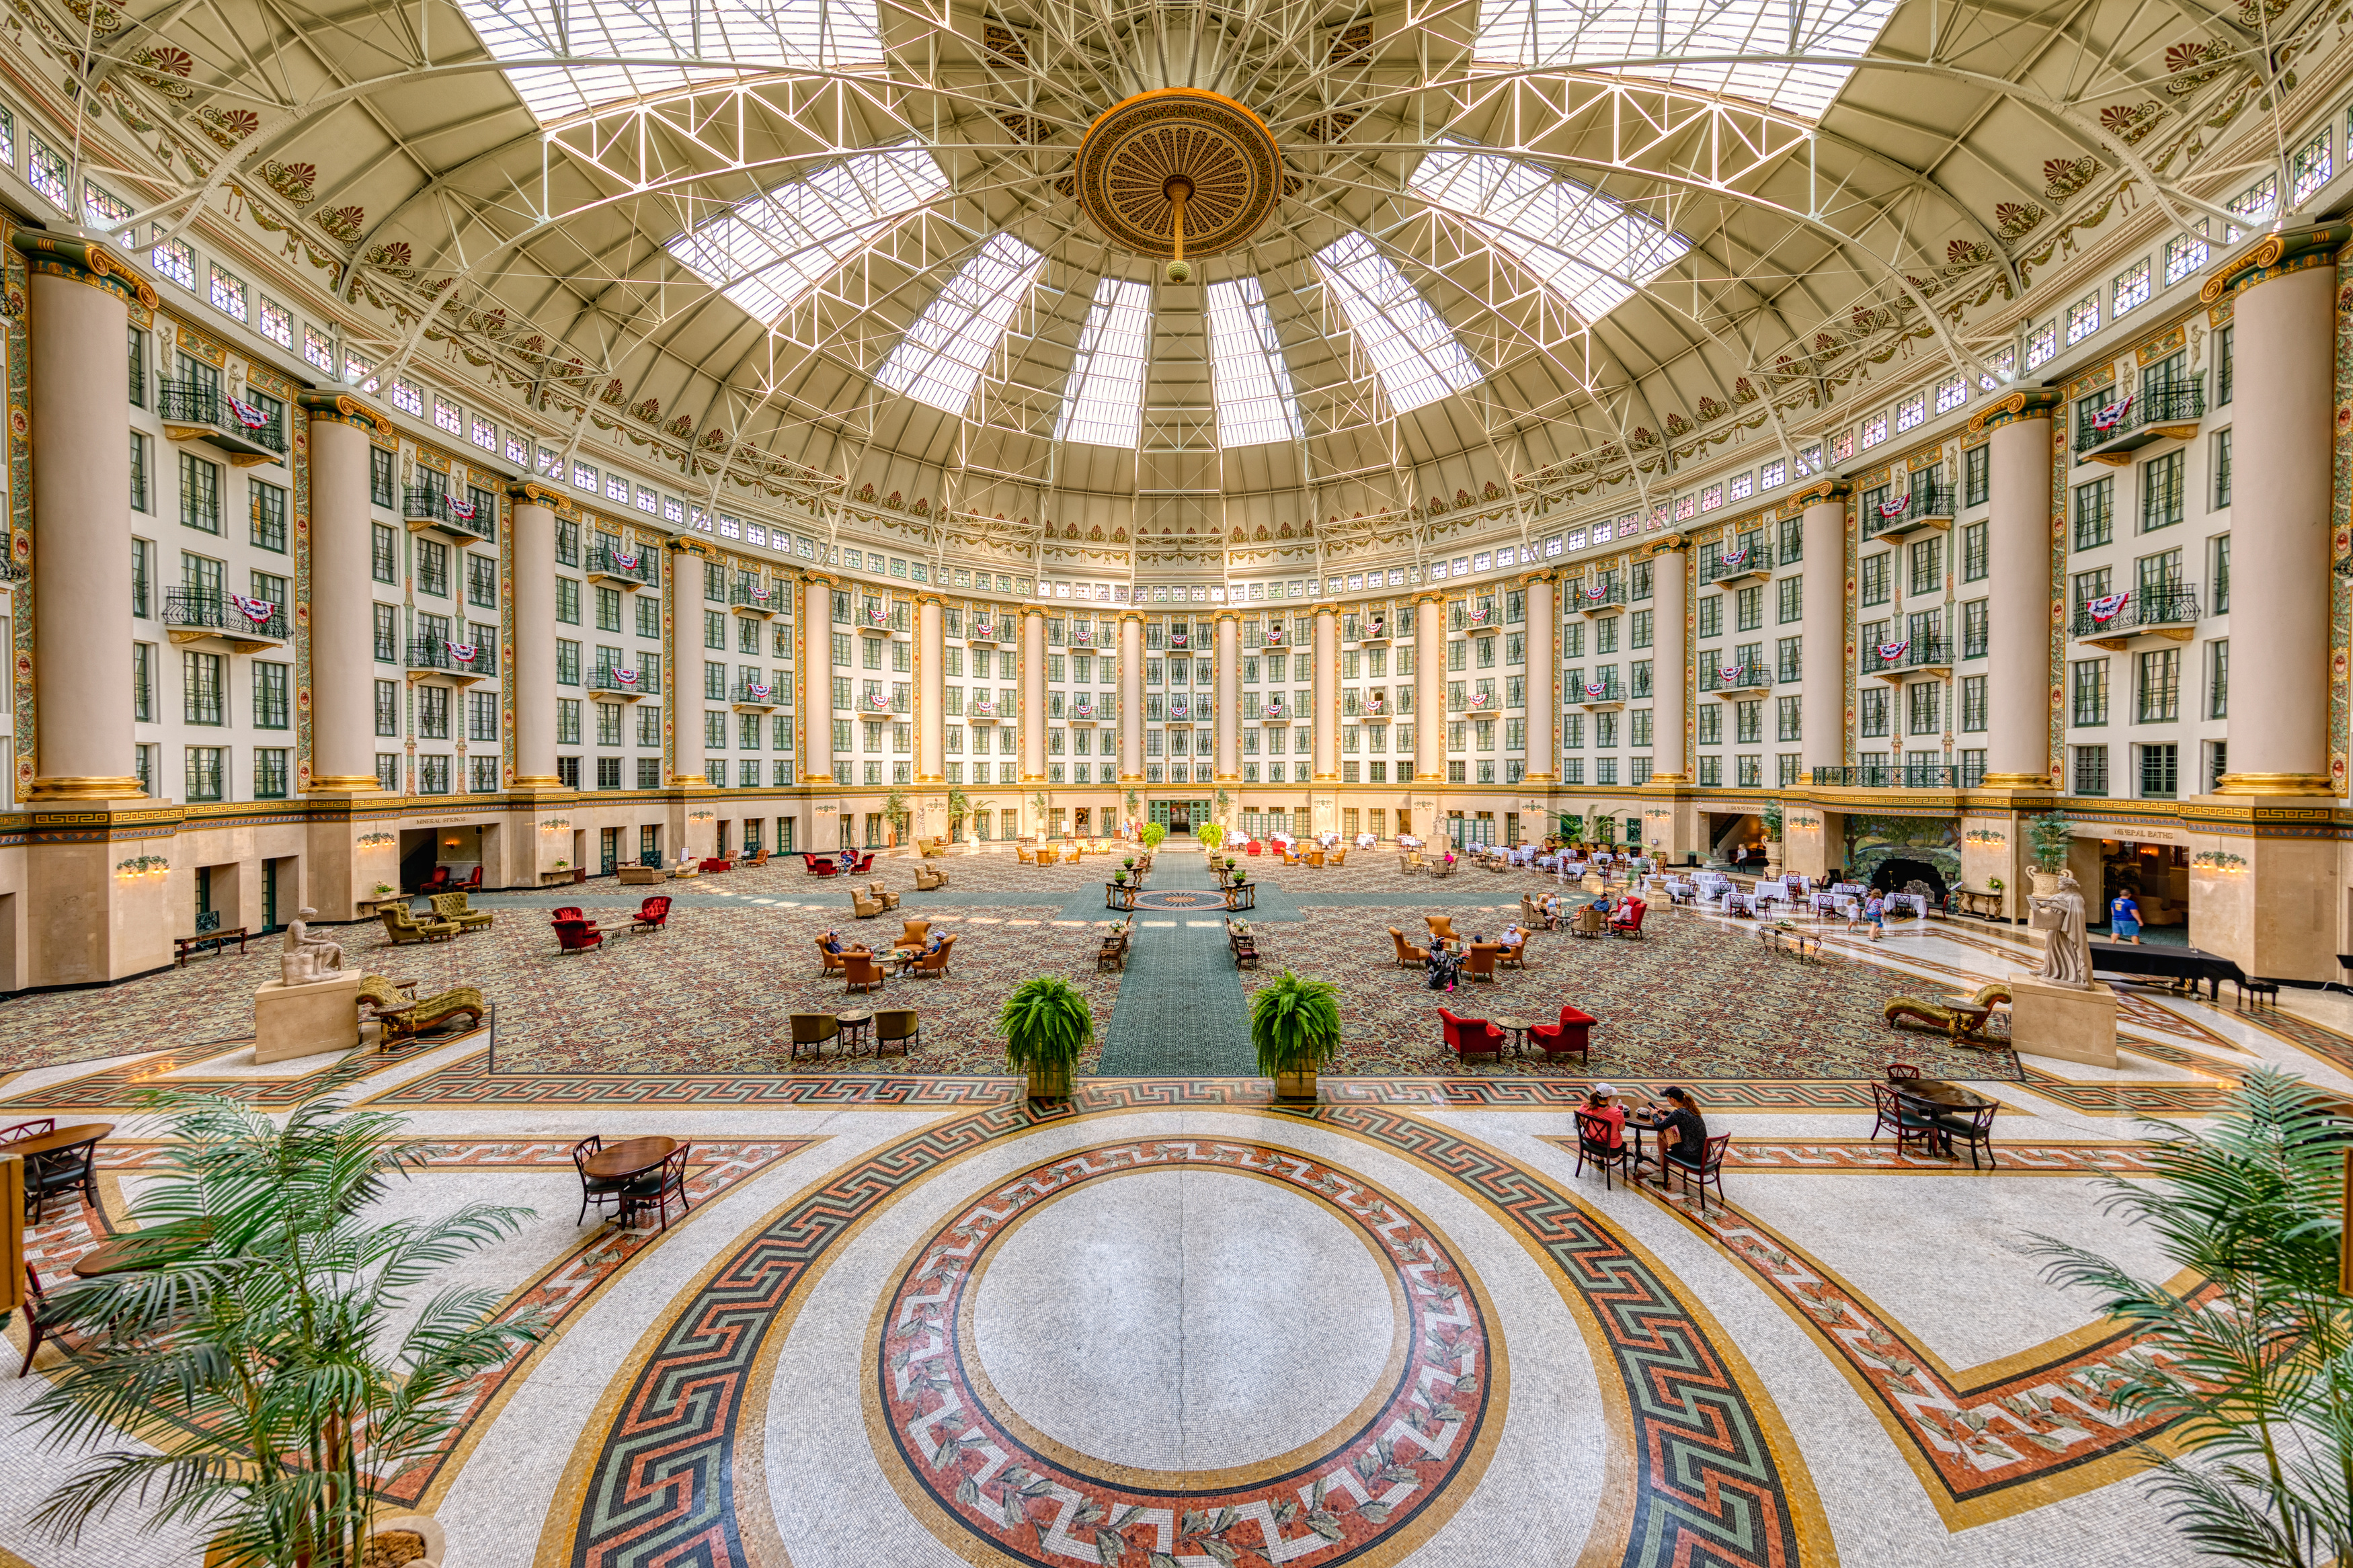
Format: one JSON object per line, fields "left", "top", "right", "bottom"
{"left": 1252, "top": 971, "right": 1342, "bottom": 1102}
{"left": 20, "top": 1077, "right": 544, "bottom": 1568}
{"left": 1198, "top": 822, "right": 1226, "bottom": 854}
{"left": 1001, "top": 975, "right": 1091, "bottom": 1101}
{"left": 1140, "top": 822, "right": 1166, "bottom": 852}
{"left": 2028, "top": 810, "right": 2072, "bottom": 895}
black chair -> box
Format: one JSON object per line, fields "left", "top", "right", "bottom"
{"left": 1869, "top": 1082, "right": 1942, "bottom": 1155}
{"left": 1572, "top": 1111, "right": 1635, "bottom": 1190}
{"left": 26, "top": 1137, "right": 101, "bottom": 1225}
{"left": 571, "top": 1135, "right": 629, "bottom": 1227}
{"left": 1933, "top": 1102, "right": 1999, "bottom": 1169}
{"left": 15, "top": 1262, "right": 51, "bottom": 1378}
{"left": 619, "top": 1144, "right": 692, "bottom": 1232}
{"left": 1665, "top": 1132, "right": 1732, "bottom": 1214}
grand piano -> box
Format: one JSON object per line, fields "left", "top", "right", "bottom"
{"left": 2086, "top": 940, "right": 2247, "bottom": 1000}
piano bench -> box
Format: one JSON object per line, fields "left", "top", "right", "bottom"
{"left": 2235, "top": 977, "right": 2281, "bottom": 1010}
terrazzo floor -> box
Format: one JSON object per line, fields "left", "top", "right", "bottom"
{"left": 0, "top": 842, "right": 2335, "bottom": 1568}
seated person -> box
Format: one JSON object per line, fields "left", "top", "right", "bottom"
{"left": 923, "top": 931, "right": 945, "bottom": 954}
{"left": 819, "top": 929, "right": 869, "bottom": 957}
{"left": 1499, "top": 923, "right": 1527, "bottom": 953}
{"left": 837, "top": 845, "right": 859, "bottom": 871}
{"left": 1581, "top": 1087, "right": 1628, "bottom": 1151}
{"left": 1540, "top": 894, "right": 1562, "bottom": 928}
{"left": 1653, "top": 1087, "right": 1709, "bottom": 1177}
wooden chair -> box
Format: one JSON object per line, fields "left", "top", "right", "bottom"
{"left": 552, "top": 917, "right": 604, "bottom": 954}
{"left": 1572, "top": 1111, "right": 1634, "bottom": 1190}
{"left": 1388, "top": 927, "right": 1427, "bottom": 968}
{"left": 875, "top": 1009, "right": 921, "bottom": 1057}
{"left": 429, "top": 892, "right": 494, "bottom": 932}
{"left": 1932, "top": 1102, "right": 2000, "bottom": 1169}
{"left": 850, "top": 889, "right": 886, "bottom": 919}
{"left": 21, "top": 1130, "right": 101, "bottom": 1224}
{"left": 571, "top": 1135, "right": 630, "bottom": 1226}
{"left": 1529, "top": 1004, "right": 1595, "bottom": 1061}
{"left": 1097, "top": 930, "right": 1129, "bottom": 971}
{"left": 1437, "top": 1007, "right": 1505, "bottom": 1059}
{"left": 632, "top": 896, "right": 672, "bottom": 934}
{"left": 842, "top": 952, "right": 887, "bottom": 994}
{"left": 1463, "top": 942, "right": 1501, "bottom": 983}
{"left": 1664, "top": 1133, "right": 1733, "bottom": 1213}
{"left": 1868, "top": 1082, "right": 1942, "bottom": 1154}
{"left": 915, "top": 863, "right": 948, "bottom": 891}
{"left": 619, "top": 1144, "right": 692, "bottom": 1232}
{"left": 904, "top": 934, "right": 957, "bottom": 977}
{"left": 789, "top": 1013, "right": 840, "bottom": 1061}
{"left": 1886, "top": 1062, "right": 1921, "bottom": 1079}
{"left": 16, "top": 1262, "right": 58, "bottom": 1378}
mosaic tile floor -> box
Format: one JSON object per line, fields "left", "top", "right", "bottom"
{"left": 5, "top": 845, "right": 2344, "bottom": 1567}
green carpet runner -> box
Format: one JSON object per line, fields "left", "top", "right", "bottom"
{"left": 1094, "top": 850, "right": 1257, "bottom": 1076}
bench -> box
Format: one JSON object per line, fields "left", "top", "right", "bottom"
{"left": 175, "top": 924, "right": 249, "bottom": 966}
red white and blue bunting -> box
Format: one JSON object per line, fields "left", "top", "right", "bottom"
{"left": 445, "top": 641, "right": 478, "bottom": 664}
{"left": 225, "top": 396, "right": 268, "bottom": 431}
{"left": 2085, "top": 591, "right": 2132, "bottom": 624}
{"left": 2091, "top": 394, "right": 2134, "bottom": 433}
{"left": 1876, "top": 495, "right": 1909, "bottom": 520}
{"left": 229, "top": 593, "right": 276, "bottom": 625}
{"left": 1875, "top": 640, "right": 1910, "bottom": 662}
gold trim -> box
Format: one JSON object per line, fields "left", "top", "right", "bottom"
{"left": 305, "top": 774, "right": 387, "bottom": 792}
{"left": 1978, "top": 772, "right": 2054, "bottom": 788}
{"left": 26, "top": 776, "right": 147, "bottom": 800}
{"left": 2213, "top": 772, "right": 2334, "bottom": 796}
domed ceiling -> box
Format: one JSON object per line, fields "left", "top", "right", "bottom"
{"left": 39, "top": 0, "right": 2342, "bottom": 553}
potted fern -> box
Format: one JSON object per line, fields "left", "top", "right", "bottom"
{"left": 1198, "top": 822, "right": 1226, "bottom": 854}
{"left": 1252, "top": 971, "right": 1343, "bottom": 1102}
{"left": 2028, "top": 810, "right": 2073, "bottom": 895}
{"left": 1002, "top": 975, "right": 1091, "bottom": 1101}
{"left": 1140, "top": 822, "right": 1166, "bottom": 852}
{"left": 20, "top": 1077, "right": 545, "bottom": 1568}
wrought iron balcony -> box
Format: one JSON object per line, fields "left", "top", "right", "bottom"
{"left": 1813, "top": 762, "right": 1962, "bottom": 789}
{"left": 732, "top": 581, "right": 784, "bottom": 616}
{"left": 2070, "top": 586, "right": 2201, "bottom": 642}
{"left": 1704, "top": 549, "right": 1770, "bottom": 587}
{"left": 1570, "top": 582, "right": 1625, "bottom": 616}
{"left": 586, "top": 542, "right": 657, "bottom": 588}
{"left": 731, "top": 677, "right": 781, "bottom": 708}
{"left": 1572, "top": 677, "right": 1626, "bottom": 708}
{"left": 156, "top": 382, "right": 287, "bottom": 461}
{"left": 590, "top": 663, "right": 657, "bottom": 696}
{"left": 401, "top": 486, "right": 495, "bottom": 542}
{"left": 405, "top": 636, "right": 497, "bottom": 677}
{"left": 2075, "top": 381, "right": 2207, "bottom": 463}
{"left": 1862, "top": 636, "right": 1952, "bottom": 677}
{"left": 1862, "top": 483, "right": 1956, "bottom": 539}
{"left": 1700, "top": 661, "right": 1773, "bottom": 695}
{"left": 163, "top": 587, "right": 286, "bottom": 644}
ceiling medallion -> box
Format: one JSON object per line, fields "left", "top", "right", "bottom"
{"left": 1074, "top": 87, "right": 1281, "bottom": 282}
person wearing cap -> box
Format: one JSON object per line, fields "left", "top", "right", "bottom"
{"left": 1581, "top": 1086, "right": 1627, "bottom": 1152}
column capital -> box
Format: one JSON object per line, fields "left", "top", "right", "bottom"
{"left": 1793, "top": 478, "right": 1852, "bottom": 505}
{"left": 2200, "top": 222, "right": 2352, "bottom": 304}
{"left": 12, "top": 233, "right": 156, "bottom": 313}
{"left": 1312, "top": 602, "right": 1341, "bottom": 618}
{"left": 1021, "top": 604, "right": 1047, "bottom": 620}
{"left": 1518, "top": 568, "right": 1558, "bottom": 585}
{"left": 1410, "top": 589, "right": 1448, "bottom": 607}
{"left": 1647, "top": 536, "right": 1690, "bottom": 555}
{"left": 1966, "top": 387, "right": 2062, "bottom": 434}
{"left": 1120, "top": 609, "right": 1146, "bottom": 624}
{"left": 1214, "top": 608, "right": 1241, "bottom": 623}
{"left": 295, "top": 389, "right": 392, "bottom": 436}
{"left": 801, "top": 570, "right": 838, "bottom": 589}
{"left": 506, "top": 480, "right": 573, "bottom": 512}
{"left": 914, "top": 591, "right": 948, "bottom": 607}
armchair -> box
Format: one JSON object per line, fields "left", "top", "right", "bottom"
{"left": 1609, "top": 898, "right": 1648, "bottom": 938}
{"left": 866, "top": 881, "right": 900, "bottom": 911}
{"left": 905, "top": 934, "right": 957, "bottom": 977}
{"left": 553, "top": 917, "right": 604, "bottom": 954}
{"left": 875, "top": 1009, "right": 921, "bottom": 1057}
{"left": 815, "top": 938, "right": 868, "bottom": 976}
{"left": 789, "top": 1013, "right": 840, "bottom": 1062}
{"left": 850, "top": 889, "right": 885, "bottom": 919}
{"left": 1462, "top": 942, "right": 1501, "bottom": 983}
{"left": 1424, "top": 915, "right": 1458, "bottom": 944}
{"left": 842, "top": 952, "right": 887, "bottom": 993}
{"left": 379, "top": 904, "right": 461, "bottom": 944}
{"left": 1388, "top": 927, "right": 1427, "bottom": 968}
{"left": 1527, "top": 1003, "right": 1597, "bottom": 1061}
{"left": 632, "top": 896, "right": 672, "bottom": 934}
{"left": 429, "top": 891, "right": 494, "bottom": 932}
{"left": 893, "top": 920, "right": 931, "bottom": 956}
{"left": 1572, "top": 904, "right": 1607, "bottom": 938}
{"left": 1437, "top": 1007, "right": 1505, "bottom": 1059}
{"left": 914, "top": 863, "right": 948, "bottom": 891}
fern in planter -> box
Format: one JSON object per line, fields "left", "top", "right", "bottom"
{"left": 1251, "top": 971, "right": 1343, "bottom": 1080}
{"left": 1000, "top": 976, "right": 1092, "bottom": 1089}
{"left": 2029, "top": 811, "right": 2074, "bottom": 872}
{"left": 1140, "top": 822, "right": 1167, "bottom": 851}
{"left": 1197, "top": 822, "right": 1226, "bottom": 852}
{"left": 22, "top": 1077, "right": 544, "bottom": 1568}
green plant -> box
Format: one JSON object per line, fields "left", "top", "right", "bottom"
{"left": 1215, "top": 786, "right": 1231, "bottom": 822}
{"left": 1000, "top": 976, "right": 1092, "bottom": 1074}
{"left": 1123, "top": 856, "right": 1136, "bottom": 869}
{"left": 1198, "top": 823, "right": 1226, "bottom": 852}
{"left": 1124, "top": 787, "right": 1140, "bottom": 816}
{"left": 2034, "top": 1069, "right": 2353, "bottom": 1568}
{"left": 1760, "top": 800, "right": 1784, "bottom": 841}
{"left": 947, "top": 786, "right": 969, "bottom": 834}
{"left": 1140, "top": 822, "right": 1167, "bottom": 850}
{"left": 883, "top": 787, "right": 910, "bottom": 839}
{"left": 1989, "top": 877, "right": 2005, "bottom": 893}
{"left": 22, "top": 1077, "right": 544, "bottom": 1567}
{"left": 1250, "top": 971, "right": 1343, "bottom": 1079}
{"left": 553, "top": 859, "right": 569, "bottom": 870}
{"left": 370, "top": 882, "right": 394, "bottom": 898}
{"left": 2029, "top": 811, "right": 2074, "bottom": 872}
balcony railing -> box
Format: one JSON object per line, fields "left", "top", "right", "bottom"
{"left": 731, "top": 582, "right": 785, "bottom": 614}
{"left": 1861, "top": 636, "right": 1951, "bottom": 675}
{"left": 2070, "top": 586, "right": 2202, "bottom": 638}
{"left": 586, "top": 542, "right": 658, "bottom": 587}
{"left": 1570, "top": 582, "right": 1625, "bottom": 612}
{"left": 590, "top": 664, "right": 658, "bottom": 695}
{"left": 1812, "top": 762, "right": 1961, "bottom": 788}
{"left": 406, "top": 637, "right": 498, "bottom": 676}
{"left": 1700, "top": 662, "right": 1773, "bottom": 693}
{"left": 1862, "top": 483, "right": 1957, "bottom": 538}
{"left": 1703, "top": 549, "right": 1769, "bottom": 586}
{"left": 1572, "top": 677, "right": 1626, "bottom": 705}
{"left": 163, "top": 587, "right": 287, "bottom": 641}
{"left": 2075, "top": 382, "right": 2207, "bottom": 456}
{"left": 156, "top": 382, "right": 288, "bottom": 458}
{"left": 731, "top": 678, "right": 781, "bottom": 705}
{"left": 401, "top": 486, "right": 495, "bottom": 542}
{"left": 1260, "top": 627, "right": 1291, "bottom": 649}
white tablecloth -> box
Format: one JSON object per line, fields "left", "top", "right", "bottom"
{"left": 1397, "top": 835, "right": 1423, "bottom": 849}
{"left": 1356, "top": 833, "right": 1377, "bottom": 848}
{"left": 1888, "top": 893, "right": 1929, "bottom": 917}
{"left": 1722, "top": 891, "right": 1753, "bottom": 915}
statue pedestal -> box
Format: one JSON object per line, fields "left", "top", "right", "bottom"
{"left": 2007, "top": 975, "right": 2118, "bottom": 1069}
{"left": 253, "top": 972, "right": 363, "bottom": 1063}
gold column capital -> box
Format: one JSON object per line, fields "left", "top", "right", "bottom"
{"left": 295, "top": 389, "right": 393, "bottom": 436}
{"left": 13, "top": 233, "right": 157, "bottom": 313}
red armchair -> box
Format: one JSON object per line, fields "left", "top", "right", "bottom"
{"left": 699, "top": 858, "right": 731, "bottom": 874}
{"left": 632, "top": 896, "right": 672, "bottom": 934}
{"left": 1438, "top": 1007, "right": 1505, "bottom": 1059}
{"left": 852, "top": 851, "right": 876, "bottom": 873}
{"left": 1246, "top": 839, "right": 1263, "bottom": 856}
{"left": 463, "top": 866, "right": 483, "bottom": 889}
{"left": 553, "top": 917, "right": 604, "bottom": 954}
{"left": 1610, "top": 897, "right": 1648, "bottom": 938}
{"left": 1528, "top": 1003, "right": 1597, "bottom": 1061}
{"left": 417, "top": 867, "right": 452, "bottom": 895}
{"left": 553, "top": 906, "right": 584, "bottom": 921}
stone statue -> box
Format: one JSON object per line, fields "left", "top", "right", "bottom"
{"left": 280, "top": 907, "right": 346, "bottom": 987}
{"left": 2027, "top": 871, "right": 2092, "bottom": 989}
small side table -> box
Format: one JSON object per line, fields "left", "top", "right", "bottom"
{"left": 1489, "top": 1015, "right": 1536, "bottom": 1054}
{"left": 836, "top": 1009, "right": 876, "bottom": 1054}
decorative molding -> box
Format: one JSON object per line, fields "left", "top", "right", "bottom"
{"left": 10, "top": 233, "right": 158, "bottom": 313}
{"left": 2200, "top": 224, "right": 2352, "bottom": 304}
{"left": 1966, "top": 386, "right": 2063, "bottom": 434}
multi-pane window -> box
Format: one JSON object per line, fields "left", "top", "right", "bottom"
{"left": 2211, "top": 429, "right": 2232, "bottom": 509}
{"left": 1859, "top": 687, "right": 1888, "bottom": 737}
{"left": 251, "top": 481, "right": 287, "bottom": 552}
{"left": 2208, "top": 639, "right": 2229, "bottom": 718}
{"left": 130, "top": 432, "right": 149, "bottom": 512}
{"left": 2073, "top": 745, "right": 2108, "bottom": 796}
{"left": 372, "top": 604, "right": 398, "bottom": 662}
{"left": 2217, "top": 325, "right": 2234, "bottom": 405}
{"left": 1907, "top": 682, "right": 1940, "bottom": 735}
{"left": 255, "top": 748, "right": 288, "bottom": 799}
{"left": 370, "top": 446, "right": 397, "bottom": 509}
{"left": 368, "top": 522, "right": 397, "bottom": 583}
{"left": 132, "top": 642, "right": 153, "bottom": 720}
{"left": 1964, "top": 444, "right": 1989, "bottom": 507}
{"left": 1961, "top": 675, "right": 1988, "bottom": 732}
{"left": 416, "top": 539, "right": 448, "bottom": 597}
{"left": 182, "top": 651, "right": 224, "bottom": 725}
{"left": 2071, "top": 659, "right": 2109, "bottom": 726}
{"left": 185, "top": 747, "right": 225, "bottom": 802}
{"left": 2073, "top": 479, "right": 2112, "bottom": 550}
{"left": 2141, "top": 450, "right": 2184, "bottom": 532}
{"left": 2112, "top": 259, "right": 2150, "bottom": 317}
{"left": 1776, "top": 577, "right": 1801, "bottom": 624}
{"left": 2139, "top": 743, "right": 2179, "bottom": 800}
{"left": 1908, "top": 538, "right": 1941, "bottom": 596}
{"left": 180, "top": 453, "right": 221, "bottom": 533}
{"left": 2137, "top": 648, "right": 2180, "bottom": 722}
{"left": 375, "top": 679, "right": 399, "bottom": 735}
{"left": 1962, "top": 599, "right": 1988, "bottom": 659}
{"left": 1961, "top": 521, "right": 1987, "bottom": 581}
{"left": 1859, "top": 555, "right": 1888, "bottom": 606}
{"left": 470, "top": 554, "right": 500, "bottom": 609}
{"left": 1776, "top": 695, "right": 1800, "bottom": 742}
{"left": 2067, "top": 294, "right": 2099, "bottom": 343}
{"left": 252, "top": 662, "right": 289, "bottom": 729}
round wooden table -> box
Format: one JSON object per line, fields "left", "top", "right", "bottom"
{"left": 580, "top": 1136, "right": 678, "bottom": 1182}
{"left": 836, "top": 1010, "right": 876, "bottom": 1054}
{"left": 9, "top": 1122, "right": 114, "bottom": 1161}
{"left": 1488, "top": 1015, "right": 1538, "bottom": 1054}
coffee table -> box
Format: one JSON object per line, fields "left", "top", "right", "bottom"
{"left": 1489, "top": 1015, "right": 1537, "bottom": 1054}
{"left": 836, "top": 1009, "right": 876, "bottom": 1054}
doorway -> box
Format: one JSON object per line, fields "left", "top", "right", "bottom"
{"left": 1148, "top": 798, "right": 1209, "bottom": 834}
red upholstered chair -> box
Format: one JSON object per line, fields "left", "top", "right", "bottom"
{"left": 1528, "top": 1003, "right": 1596, "bottom": 1061}
{"left": 418, "top": 867, "right": 452, "bottom": 895}
{"left": 1437, "top": 1007, "right": 1505, "bottom": 1059}
{"left": 553, "top": 917, "right": 604, "bottom": 954}
{"left": 1609, "top": 897, "right": 1648, "bottom": 938}
{"left": 1246, "top": 839, "right": 1263, "bottom": 856}
{"left": 811, "top": 860, "right": 840, "bottom": 877}
{"left": 463, "top": 866, "right": 483, "bottom": 889}
{"left": 700, "top": 858, "right": 730, "bottom": 873}
{"left": 852, "top": 852, "right": 876, "bottom": 873}
{"left": 552, "top": 906, "right": 584, "bottom": 922}
{"left": 633, "top": 896, "right": 672, "bottom": 934}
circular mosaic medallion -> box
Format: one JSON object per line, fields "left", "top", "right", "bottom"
{"left": 1074, "top": 88, "right": 1283, "bottom": 261}
{"left": 869, "top": 1140, "right": 1499, "bottom": 1568}
{"left": 1131, "top": 889, "right": 1220, "bottom": 909}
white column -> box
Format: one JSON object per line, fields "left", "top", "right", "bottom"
{"left": 1981, "top": 398, "right": 2058, "bottom": 786}
{"left": 508, "top": 487, "right": 560, "bottom": 788}
{"left": 801, "top": 575, "right": 833, "bottom": 783}
{"left": 1119, "top": 612, "right": 1144, "bottom": 785}
{"left": 669, "top": 543, "right": 707, "bottom": 786}
{"left": 1413, "top": 592, "right": 1445, "bottom": 780}
{"left": 1312, "top": 604, "right": 1339, "bottom": 782}
{"left": 303, "top": 397, "right": 388, "bottom": 790}
{"left": 1215, "top": 611, "right": 1240, "bottom": 780}
{"left": 916, "top": 593, "right": 944, "bottom": 783}
{"left": 1523, "top": 573, "right": 1555, "bottom": 783}
{"left": 1021, "top": 607, "right": 1047, "bottom": 795}
{"left": 1799, "top": 485, "right": 1851, "bottom": 778}
{"left": 1648, "top": 541, "right": 1689, "bottom": 782}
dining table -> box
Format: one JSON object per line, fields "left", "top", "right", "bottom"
{"left": 579, "top": 1135, "right": 678, "bottom": 1184}
{"left": 835, "top": 1009, "right": 876, "bottom": 1055}
{"left": 7, "top": 1122, "right": 115, "bottom": 1163}
{"left": 1488, "top": 1014, "right": 1538, "bottom": 1055}
{"left": 1890, "top": 1079, "right": 1997, "bottom": 1153}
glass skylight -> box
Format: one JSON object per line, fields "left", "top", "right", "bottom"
{"left": 1205, "top": 277, "right": 1304, "bottom": 447}
{"left": 1409, "top": 140, "right": 1689, "bottom": 324}
{"left": 451, "top": 0, "right": 883, "bottom": 123}
{"left": 1312, "top": 233, "right": 1482, "bottom": 415}
{"left": 875, "top": 233, "right": 1045, "bottom": 415}
{"left": 1055, "top": 276, "right": 1153, "bottom": 448}
{"left": 666, "top": 142, "right": 947, "bottom": 325}
{"left": 1474, "top": 0, "right": 1901, "bottom": 119}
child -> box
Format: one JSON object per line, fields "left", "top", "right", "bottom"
{"left": 1864, "top": 891, "right": 1887, "bottom": 942}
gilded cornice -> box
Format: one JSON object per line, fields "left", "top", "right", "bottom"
{"left": 2200, "top": 223, "right": 2352, "bottom": 304}
{"left": 508, "top": 481, "right": 574, "bottom": 515}
{"left": 12, "top": 233, "right": 157, "bottom": 313}
{"left": 1517, "top": 568, "right": 1558, "bottom": 586}
{"left": 1648, "top": 537, "right": 1689, "bottom": 556}
{"left": 1966, "top": 387, "right": 2063, "bottom": 435}
{"left": 1790, "top": 478, "right": 1853, "bottom": 505}
{"left": 294, "top": 388, "right": 391, "bottom": 437}
{"left": 1312, "top": 602, "right": 1341, "bottom": 617}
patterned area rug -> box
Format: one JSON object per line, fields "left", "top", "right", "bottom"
{"left": 1235, "top": 903, "right": 2022, "bottom": 1080}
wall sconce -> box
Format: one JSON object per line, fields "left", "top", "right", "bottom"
{"left": 1963, "top": 830, "right": 2007, "bottom": 846}
{"left": 689, "top": 810, "right": 715, "bottom": 821}
{"left": 540, "top": 818, "right": 571, "bottom": 832}
{"left": 114, "top": 855, "right": 169, "bottom": 878}
{"left": 356, "top": 831, "right": 395, "bottom": 848}
{"left": 2193, "top": 851, "right": 2247, "bottom": 872}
